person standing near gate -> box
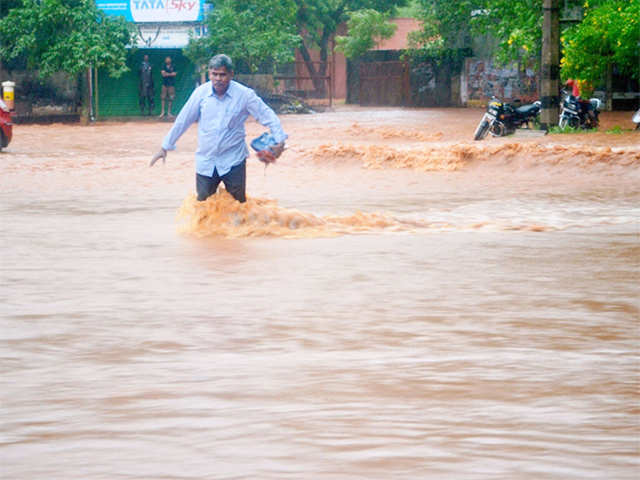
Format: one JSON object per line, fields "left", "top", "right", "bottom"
{"left": 138, "top": 54, "right": 154, "bottom": 116}
{"left": 159, "top": 56, "right": 177, "bottom": 118}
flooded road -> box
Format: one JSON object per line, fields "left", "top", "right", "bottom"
{"left": 1, "top": 107, "right": 639, "bottom": 479}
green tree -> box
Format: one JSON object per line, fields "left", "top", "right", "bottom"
{"left": 407, "top": 0, "right": 544, "bottom": 64}
{"left": 0, "top": 0, "right": 22, "bottom": 18}
{"left": 409, "top": 0, "right": 639, "bottom": 87}
{"left": 473, "top": 0, "right": 640, "bottom": 78}
{"left": 0, "top": 0, "right": 133, "bottom": 78}
{"left": 334, "top": 9, "right": 398, "bottom": 59}
{"left": 406, "top": 0, "right": 479, "bottom": 58}
{"left": 470, "top": 0, "right": 543, "bottom": 65}
{"left": 192, "top": 0, "right": 407, "bottom": 95}
{"left": 561, "top": 0, "right": 640, "bottom": 84}
{"left": 0, "top": 0, "right": 27, "bottom": 69}
{"left": 296, "top": 0, "right": 406, "bottom": 94}
{"left": 185, "top": 0, "right": 300, "bottom": 73}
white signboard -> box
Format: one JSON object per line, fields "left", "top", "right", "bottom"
{"left": 132, "top": 0, "right": 200, "bottom": 22}
{"left": 133, "top": 24, "right": 207, "bottom": 48}
{"left": 97, "top": 0, "right": 204, "bottom": 23}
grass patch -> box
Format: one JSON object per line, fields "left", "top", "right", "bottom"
{"left": 548, "top": 125, "right": 596, "bottom": 134}
{"left": 604, "top": 125, "right": 630, "bottom": 134}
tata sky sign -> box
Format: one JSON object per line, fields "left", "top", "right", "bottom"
{"left": 96, "top": 0, "right": 204, "bottom": 23}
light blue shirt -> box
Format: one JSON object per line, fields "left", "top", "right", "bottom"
{"left": 161, "top": 80, "right": 287, "bottom": 177}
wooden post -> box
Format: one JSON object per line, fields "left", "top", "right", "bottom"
{"left": 359, "top": 63, "right": 364, "bottom": 105}
{"left": 88, "top": 66, "right": 94, "bottom": 121}
{"left": 330, "top": 36, "right": 336, "bottom": 107}
{"left": 540, "top": 0, "right": 560, "bottom": 130}
{"left": 94, "top": 67, "right": 99, "bottom": 120}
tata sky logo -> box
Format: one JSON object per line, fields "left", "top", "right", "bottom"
{"left": 131, "top": 0, "right": 200, "bottom": 22}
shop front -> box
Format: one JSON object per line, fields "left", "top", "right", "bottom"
{"left": 95, "top": 0, "right": 209, "bottom": 118}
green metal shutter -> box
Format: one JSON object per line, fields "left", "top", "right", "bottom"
{"left": 97, "top": 49, "right": 199, "bottom": 118}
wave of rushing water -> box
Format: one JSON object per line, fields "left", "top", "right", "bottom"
{"left": 307, "top": 141, "right": 640, "bottom": 172}
{"left": 1, "top": 113, "right": 639, "bottom": 479}
{"left": 177, "top": 192, "right": 563, "bottom": 239}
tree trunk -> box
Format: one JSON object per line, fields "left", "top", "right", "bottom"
{"left": 299, "top": 40, "right": 326, "bottom": 96}
{"left": 79, "top": 70, "right": 90, "bottom": 125}
{"left": 605, "top": 61, "right": 613, "bottom": 111}
{"left": 318, "top": 29, "right": 330, "bottom": 75}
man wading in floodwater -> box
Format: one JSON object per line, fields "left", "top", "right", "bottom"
{"left": 150, "top": 54, "right": 286, "bottom": 203}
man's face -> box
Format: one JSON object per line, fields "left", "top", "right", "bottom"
{"left": 165, "top": 57, "right": 171, "bottom": 65}
{"left": 209, "top": 66, "right": 232, "bottom": 96}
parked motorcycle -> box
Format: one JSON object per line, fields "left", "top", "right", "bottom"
{"left": 632, "top": 108, "right": 640, "bottom": 130}
{"left": 558, "top": 90, "right": 601, "bottom": 129}
{"left": 473, "top": 97, "right": 541, "bottom": 141}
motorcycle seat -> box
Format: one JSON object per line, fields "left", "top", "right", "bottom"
{"left": 515, "top": 104, "right": 539, "bottom": 115}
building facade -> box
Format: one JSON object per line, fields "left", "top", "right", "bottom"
{"left": 95, "top": 0, "right": 209, "bottom": 117}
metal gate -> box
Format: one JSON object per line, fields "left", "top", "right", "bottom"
{"left": 359, "top": 61, "right": 410, "bottom": 106}
{"left": 274, "top": 61, "right": 333, "bottom": 107}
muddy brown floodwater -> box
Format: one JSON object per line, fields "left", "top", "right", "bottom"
{"left": 1, "top": 106, "right": 639, "bottom": 479}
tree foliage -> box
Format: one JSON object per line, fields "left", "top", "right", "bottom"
{"left": 408, "top": 0, "right": 542, "bottom": 63}
{"left": 189, "top": 0, "right": 406, "bottom": 92}
{"left": 185, "top": 0, "right": 300, "bottom": 72}
{"left": 334, "top": 9, "right": 398, "bottom": 59}
{"left": 407, "top": 0, "right": 475, "bottom": 57}
{"left": 409, "top": 0, "right": 639, "bottom": 85}
{"left": 471, "top": 0, "right": 543, "bottom": 65}
{"left": 296, "top": 1, "right": 405, "bottom": 62}
{"left": 296, "top": 0, "right": 405, "bottom": 92}
{"left": 0, "top": 0, "right": 22, "bottom": 18}
{"left": 0, "top": 0, "right": 133, "bottom": 78}
{"left": 561, "top": 0, "right": 640, "bottom": 83}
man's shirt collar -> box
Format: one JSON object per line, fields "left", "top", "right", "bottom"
{"left": 210, "top": 80, "right": 234, "bottom": 99}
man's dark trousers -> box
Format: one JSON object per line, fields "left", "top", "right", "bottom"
{"left": 139, "top": 86, "right": 154, "bottom": 115}
{"left": 196, "top": 160, "right": 246, "bottom": 203}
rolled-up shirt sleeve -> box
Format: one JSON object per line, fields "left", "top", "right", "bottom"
{"left": 246, "top": 90, "right": 288, "bottom": 144}
{"left": 161, "top": 87, "right": 202, "bottom": 151}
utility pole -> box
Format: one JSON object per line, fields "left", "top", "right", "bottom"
{"left": 540, "top": 0, "right": 560, "bottom": 130}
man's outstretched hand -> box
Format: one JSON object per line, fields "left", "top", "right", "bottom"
{"left": 257, "top": 142, "right": 285, "bottom": 164}
{"left": 150, "top": 148, "right": 167, "bottom": 166}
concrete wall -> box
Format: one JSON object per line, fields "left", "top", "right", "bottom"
{"left": 461, "top": 58, "right": 539, "bottom": 106}
{"left": 0, "top": 68, "right": 79, "bottom": 116}
{"left": 372, "top": 18, "right": 421, "bottom": 51}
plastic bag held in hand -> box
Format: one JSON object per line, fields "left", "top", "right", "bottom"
{"left": 251, "top": 132, "right": 284, "bottom": 164}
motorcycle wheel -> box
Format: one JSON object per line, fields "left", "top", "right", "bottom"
{"left": 489, "top": 121, "right": 506, "bottom": 137}
{"left": 559, "top": 115, "right": 568, "bottom": 129}
{"left": 473, "top": 119, "right": 490, "bottom": 141}
{"left": 569, "top": 116, "right": 580, "bottom": 129}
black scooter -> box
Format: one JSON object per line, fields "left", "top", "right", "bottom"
{"left": 474, "top": 96, "right": 541, "bottom": 140}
